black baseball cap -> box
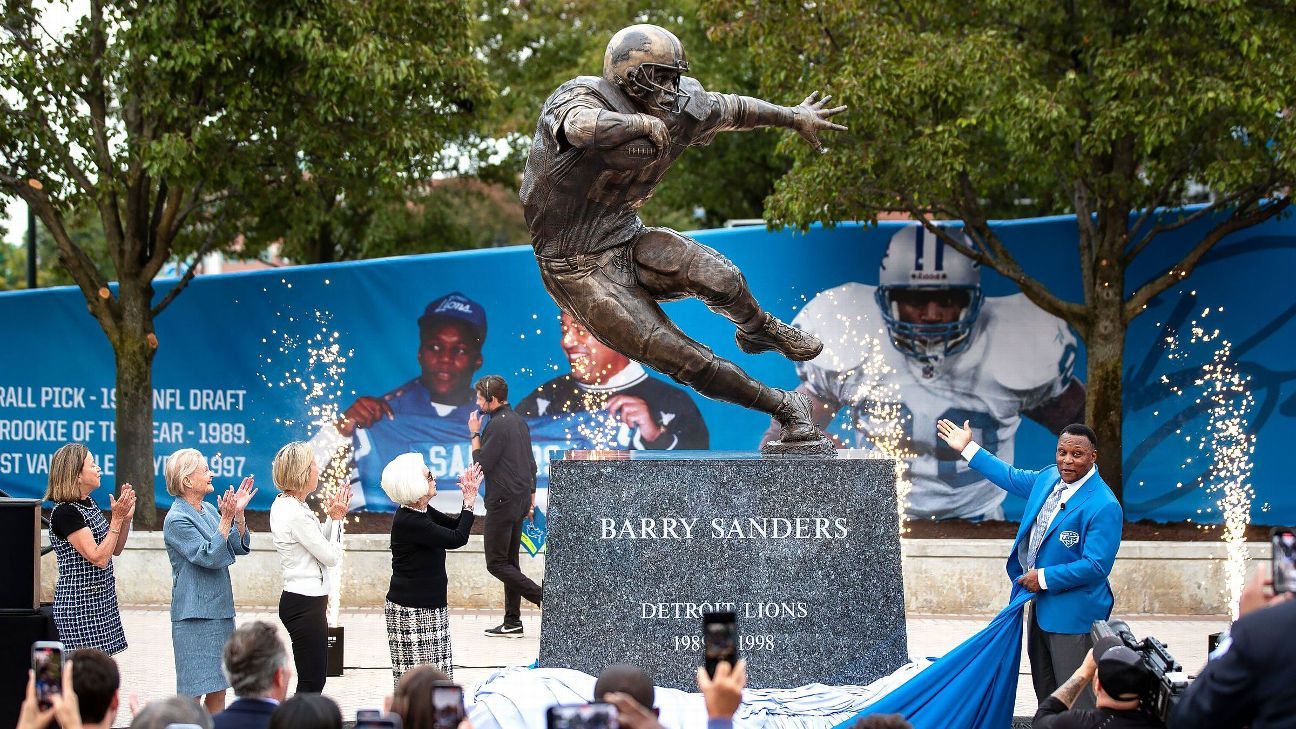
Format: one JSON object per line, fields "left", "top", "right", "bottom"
{"left": 419, "top": 292, "right": 487, "bottom": 346}
{"left": 1095, "top": 637, "right": 1149, "bottom": 700}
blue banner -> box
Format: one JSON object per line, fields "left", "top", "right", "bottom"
{"left": 0, "top": 214, "right": 1292, "bottom": 522}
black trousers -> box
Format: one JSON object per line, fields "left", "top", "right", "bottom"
{"left": 279, "top": 591, "right": 328, "bottom": 693}
{"left": 1027, "top": 602, "right": 1095, "bottom": 710}
{"left": 483, "top": 499, "right": 543, "bottom": 623}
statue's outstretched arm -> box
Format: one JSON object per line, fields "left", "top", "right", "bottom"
{"left": 718, "top": 91, "right": 847, "bottom": 152}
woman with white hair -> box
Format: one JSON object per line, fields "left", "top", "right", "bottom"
{"left": 382, "top": 453, "right": 480, "bottom": 686}
{"left": 268, "top": 441, "right": 351, "bottom": 694}
{"left": 161, "top": 447, "right": 255, "bottom": 713}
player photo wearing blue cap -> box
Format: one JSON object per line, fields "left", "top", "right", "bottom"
{"left": 309, "top": 292, "right": 488, "bottom": 511}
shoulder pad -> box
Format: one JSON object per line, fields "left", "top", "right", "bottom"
{"left": 793, "top": 282, "right": 885, "bottom": 372}
{"left": 679, "top": 76, "right": 712, "bottom": 121}
{"left": 545, "top": 77, "right": 614, "bottom": 112}
{"left": 981, "top": 295, "right": 1079, "bottom": 391}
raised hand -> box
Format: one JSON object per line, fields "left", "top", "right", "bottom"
{"left": 459, "top": 463, "right": 482, "bottom": 508}
{"left": 467, "top": 409, "right": 483, "bottom": 436}
{"left": 230, "top": 476, "right": 257, "bottom": 513}
{"left": 936, "top": 418, "right": 974, "bottom": 453}
{"left": 50, "top": 659, "right": 80, "bottom": 729}
{"left": 603, "top": 692, "right": 665, "bottom": 729}
{"left": 326, "top": 485, "right": 352, "bottom": 521}
{"left": 337, "top": 396, "right": 393, "bottom": 437}
{"left": 792, "top": 91, "right": 847, "bottom": 152}
{"left": 217, "top": 486, "right": 238, "bottom": 520}
{"left": 696, "top": 658, "right": 747, "bottom": 720}
{"left": 109, "top": 484, "right": 135, "bottom": 523}
{"left": 17, "top": 669, "right": 55, "bottom": 729}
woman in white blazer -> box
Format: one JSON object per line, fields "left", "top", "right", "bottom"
{"left": 269, "top": 441, "right": 350, "bottom": 693}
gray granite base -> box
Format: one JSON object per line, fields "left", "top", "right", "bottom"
{"left": 537, "top": 454, "right": 908, "bottom": 690}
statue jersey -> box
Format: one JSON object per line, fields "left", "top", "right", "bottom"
{"left": 794, "top": 283, "right": 1079, "bottom": 519}
{"left": 520, "top": 75, "right": 742, "bottom": 259}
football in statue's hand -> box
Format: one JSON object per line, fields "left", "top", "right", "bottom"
{"left": 603, "top": 137, "right": 660, "bottom": 170}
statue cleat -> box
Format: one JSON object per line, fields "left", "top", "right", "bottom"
{"left": 736, "top": 313, "right": 823, "bottom": 362}
{"left": 761, "top": 390, "right": 835, "bottom": 455}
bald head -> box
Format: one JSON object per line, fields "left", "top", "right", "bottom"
{"left": 593, "top": 664, "right": 655, "bottom": 711}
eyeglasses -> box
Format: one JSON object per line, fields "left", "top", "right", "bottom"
{"left": 425, "top": 471, "right": 435, "bottom": 483}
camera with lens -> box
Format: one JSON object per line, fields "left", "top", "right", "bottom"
{"left": 1090, "top": 619, "right": 1188, "bottom": 724}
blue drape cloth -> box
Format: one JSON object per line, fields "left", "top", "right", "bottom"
{"left": 471, "top": 587, "right": 1034, "bottom": 729}
{"left": 833, "top": 585, "right": 1034, "bottom": 729}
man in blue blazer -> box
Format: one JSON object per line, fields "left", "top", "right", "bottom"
{"left": 213, "top": 622, "right": 292, "bottom": 729}
{"left": 938, "top": 419, "right": 1123, "bottom": 711}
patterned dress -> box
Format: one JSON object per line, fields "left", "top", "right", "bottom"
{"left": 49, "top": 499, "right": 128, "bottom": 654}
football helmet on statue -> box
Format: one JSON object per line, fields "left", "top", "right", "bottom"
{"left": 603, "top": 24, "right": 691, "bottom": 114}
{"left": 874, "top": 225, "right": 984, "bottom": 364}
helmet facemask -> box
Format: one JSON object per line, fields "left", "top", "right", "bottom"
{"left": 874, "top": 285, "right": 984, "bottom": 365}
{"left": 625, "top": 60, "right": 690, "bottom": 114}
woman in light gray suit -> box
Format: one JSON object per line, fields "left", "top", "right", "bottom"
{"left": 162, "top": 448, "right": 256, "bottom": 713}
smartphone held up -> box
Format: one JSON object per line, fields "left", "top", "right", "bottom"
{"left": 31, "top": 641, "right": 64, "bottom": 710}
{"left": 703, "top": 611, "right": 739, "bottom": 679}
{"left": 1272, "top": 527, "right": 1296, "bottom": 594}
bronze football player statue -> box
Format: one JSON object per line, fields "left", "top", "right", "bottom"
{"left": 520, "top": 24, "right": 846, "bottom": 454}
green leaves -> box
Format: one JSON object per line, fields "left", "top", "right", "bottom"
{"left": 704, "top": 0, "right": 1296, "bottom": 228}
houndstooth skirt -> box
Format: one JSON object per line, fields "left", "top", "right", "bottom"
{"left": 384, "top": 600, "right": 452, "bottom": 688}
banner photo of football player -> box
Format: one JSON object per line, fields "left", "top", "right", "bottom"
{"left": 769, "top": 225, "right": 1085, "bottom": 521}
{"left": 0, "top": 211, "right": 1292, "bottom": 525}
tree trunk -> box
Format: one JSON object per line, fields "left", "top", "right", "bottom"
{"left": 1086, "top": 270, "right": 1126, "bottom": 501}
{"left": 113, "top": 281, "right": 158, "bottom": 528}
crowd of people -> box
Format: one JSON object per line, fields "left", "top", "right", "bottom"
{"left": 31, "top": 377, "right": 1296, "bottom": 729}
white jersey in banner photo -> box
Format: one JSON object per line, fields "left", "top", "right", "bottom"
{"left": 793, "top": 283, "right": 1078, "bottom": 519}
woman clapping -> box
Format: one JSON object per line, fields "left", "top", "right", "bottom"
{"left": 381, "top": 455, "right": 479, "bottom": 686}
{"left": 45, "top": 443, "right": 135, "bottom": 654}
{"left": 162, "top": 448, "right": 255, "bottom": 713}
{"left": 269, "top": 441, "right": 350, "bottom": 694}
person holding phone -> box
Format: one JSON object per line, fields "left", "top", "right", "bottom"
{"left": 468, "top": 375, "right": 543, "bottom": 637}
{"left": 380, "top": 453, "right": 478, "bottom": 687}
{"left": 45, "top": 443, "right": 136, "bottom": 655}
{"left": 162, "top": 448, "right": 256, "bottom": 713}
{"left": 390, "top": 665, "right": 467, "bottom": 729}
{"left": 18, "top": 654, "right": 82, "bottom": 729}
{"left": 1170, "top": 565, "right": 1296, "bottom": 728}
{"left": 269, "top": 441, "right": 350, "bottom": 694}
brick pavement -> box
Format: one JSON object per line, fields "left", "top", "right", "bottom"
{"left": 107, "top": 605, "right": 1227, "bottom": 727}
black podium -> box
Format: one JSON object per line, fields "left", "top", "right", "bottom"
{"left": 0, "top": 499, "right": 55, "bottom": 729}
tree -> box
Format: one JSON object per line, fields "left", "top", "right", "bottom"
{"left": 1, "top": 0, "right": 489, "bottom": 525}
{"left": 477, "top": 0, "right": 789, "bottom": 228}
{"left": 705, "top": 1, "right": 1296, "bottom": 497}
{"left": 0, "top": 206, "right": 112, "bottom": 290}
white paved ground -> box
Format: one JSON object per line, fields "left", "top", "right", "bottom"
{"left": 106, "top": 605, "right": 1226, "bottom": 727}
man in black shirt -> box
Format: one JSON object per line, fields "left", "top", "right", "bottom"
{"left": 1032, "top": 636, "right": 1164, "bottom": 729}
{"left": 469, "top": 375, "right": 543, "bottom": 637}
{"left": 518, "top": 311, "right": 709, "bottom": 450}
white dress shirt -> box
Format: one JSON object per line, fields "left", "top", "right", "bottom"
{"left": 961, "top": 441, "right": 1096, "bottom": 590}
{"left": 269, "top": 494, "right": 343, "bottom": 596}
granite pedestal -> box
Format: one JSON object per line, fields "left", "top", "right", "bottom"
{"left": 537, "top": 453, "right": 908, "bottom": 690}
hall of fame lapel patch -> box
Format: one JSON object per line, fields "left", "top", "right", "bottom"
{"left": 1060, "top": 530, "right": 1080, "bottom": 548}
